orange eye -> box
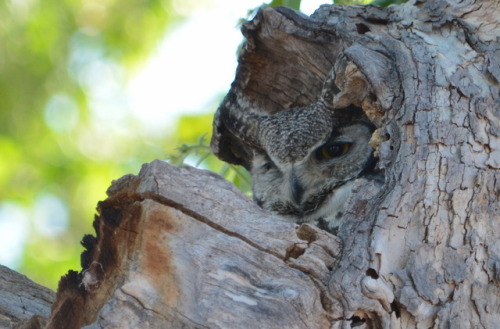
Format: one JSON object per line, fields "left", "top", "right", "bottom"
{"left": 316, "top": 142, "right": 351, "bottom": 160}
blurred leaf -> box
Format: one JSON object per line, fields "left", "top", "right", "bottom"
{"left": 369, "top": 0, "right": 408, "bottom": 6}
{"left": 268, "top": 0, "right": 302, "bottom": 10}
{"left": 167, "top": 115, "right": 252, "bottom": 195}
{"left": 0, "top": 0, "right": 180, "bottom": 289}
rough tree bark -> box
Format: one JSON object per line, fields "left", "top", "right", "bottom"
{"left": 210, "top": 0, "right": 499, "bottom": 326}
{"left": 0, "top": 265, "right": 54, "bottom": 328}
{"left": 4, "top": 0, "right": 499, "bottom": 328}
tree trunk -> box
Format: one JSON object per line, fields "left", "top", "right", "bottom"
{"left": 210, "top": 0, "right": 500, "bottom": 327}
{"left": 7, "top": 0, "right": 499, "bottom": 328}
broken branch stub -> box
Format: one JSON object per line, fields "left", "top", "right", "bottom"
{"left": 44, "top": 161, "right": 342, "bottom": 329}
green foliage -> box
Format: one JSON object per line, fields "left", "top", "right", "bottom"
{"left": 168, "top": 115, "right": 252, "bottom": 195}
{"left": 269, "top": 0, "right": 302, "bottom": 10}
{"left": 168, "top": 136, "right": 252, "bottom": 195}
{"left": 369, "top": 0, "right": 408, "bottom": 7}
{"left": 0, "top": 0, "right": 179, "bottom": 289}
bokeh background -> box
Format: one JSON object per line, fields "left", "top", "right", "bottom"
{"left": 0, "top": 0, "right": 398, "bottom": 289}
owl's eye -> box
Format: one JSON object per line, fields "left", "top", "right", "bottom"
{"left": 316, "top": 142, "right": 352, "bottom": 160}
{"left": 261, "top": 161, "right": 275, "bottom": 171}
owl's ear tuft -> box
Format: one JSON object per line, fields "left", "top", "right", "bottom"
{"left": 319, "top": 68, "right": 342, "bottom": 109}
{"left": 211, "top": 101, "right": 255, "bottom": 170}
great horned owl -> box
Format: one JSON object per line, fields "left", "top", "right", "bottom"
{"left": 218, "top": 94, "right": 377, "bottom": 233}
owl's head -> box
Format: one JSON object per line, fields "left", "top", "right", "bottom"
{"left": 252, "top": 114, "right": 374, "bottom": 219}
{"left": 219, "top": 98, "right": 376, "bottom": 226}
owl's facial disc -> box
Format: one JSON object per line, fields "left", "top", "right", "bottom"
{"left": 251, "top": 123, "right": 375, "bottom": 221}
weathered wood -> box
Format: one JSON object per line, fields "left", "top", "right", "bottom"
{"left": 0, "top": 265, "right": 54, "bottom": 329}
{"left": 44, "top": 161, "right": 342, "bottom": 328}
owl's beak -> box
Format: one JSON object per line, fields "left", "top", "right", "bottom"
{"left": 290, "top": 170, "right": 304, "bottom": 205}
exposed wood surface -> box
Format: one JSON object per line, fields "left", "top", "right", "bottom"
{"left": 45, "top": 161, "right": 342, "bottom": 329}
